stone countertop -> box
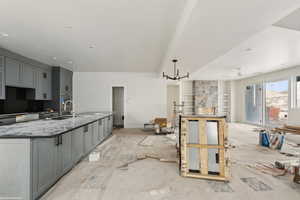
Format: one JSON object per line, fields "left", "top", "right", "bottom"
{"left": 0, "top": 112, "right": 112, "bottom": 138}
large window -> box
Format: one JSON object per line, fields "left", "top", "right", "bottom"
{"left": 245, "top": 84, "right": 263, "bottom": 124}
{"left": 265, "top": 80, "right": 289, "bottom": 125}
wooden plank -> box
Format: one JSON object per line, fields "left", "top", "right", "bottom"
{"left": 199, "top": 120, "right": 208, "bottom": 175}
{"left": 187, "top": 144, "right": 224, "bottom": 149}
{"left": 180, "top": 119, "right": 188, "bottom": 176}
{"left": 284, "top": 124, "right": 300, "bottom": 131}
{"left": 218, "top": 120, "right": 225, "bottom": 177}
{"left": 184, "top": 117, "right": 225, "bottom": 121}
{"left": 185, "top": 172, "right": 229, "bottom": 182}
{"left": 275, "top": 128, "right": 300, "bottom": 135}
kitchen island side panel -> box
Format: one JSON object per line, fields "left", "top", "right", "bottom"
{"left": 0, "top": 139, "right": 31, "bottom": 200}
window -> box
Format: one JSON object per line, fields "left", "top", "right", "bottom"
{"left": 245, "top": 84, "right": 262, "bottom": 124}
{"left": 297, "top": 76, "right": 300, "bottom": 108}
{"left": 265, "top": 80, "right": 289, "bottom": 125}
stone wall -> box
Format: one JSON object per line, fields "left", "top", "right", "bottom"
{"left": 194, "top": 80, "right": 218, "bottom": 113}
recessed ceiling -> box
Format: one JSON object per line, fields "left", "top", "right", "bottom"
{"left": 191, "top": 26, "right": 300, "bottom": 80}
{"left": 0, "top": 0, "right": 300, "bottom": 74}
{"left": 0, "top": 0, "right": 186, "bottom": 72}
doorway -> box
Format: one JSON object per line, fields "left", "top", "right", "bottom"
{"left": 112, "top": 87, "right": 124, "bottom": 128}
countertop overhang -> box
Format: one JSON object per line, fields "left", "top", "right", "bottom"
{"left": 0, "top": 112, "right": 112, "bottom": 138}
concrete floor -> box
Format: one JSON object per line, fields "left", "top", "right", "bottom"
{"left": 41, "top": 123, "right": 300, "bottom": 200}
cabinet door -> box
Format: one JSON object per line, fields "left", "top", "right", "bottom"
{"left": 5, "top": 57, "right": 21, "bottom": 86}
{"left": 0, "top": 56, "right": 5, "bottom": 99}
{"left": 108, "top": 116, "right": 113, "bottom": 135}
{"left": 60, "top": 68, "right": 73, "bottom": 95}
{"left": 61, "top": 132, "right": 73, "bottom": 175}
{"left": 35, "top": 68, "right": 52, "bottom": 100}
{"left": 98, "top": 119, "right": 103, "bottom": 142}
{"left": 21, "top": 64, "right": 35, "bottom": 88}
{"left": 72, "top": 127, "right": 84, "bottom": 164}
{"left": 92, "top": 121, "right": 99, "bottom": 146}
{"left": 32, "top": 138, "right": 57, "bottom": 197}
{"left": 41, "top": 69, "right": 52, "bottom": 100}
{"left": 103, "top": 118, "right": 107, "bottom": 139}
{"left": 84, "top": 124, "right": 93, "bottom": 154}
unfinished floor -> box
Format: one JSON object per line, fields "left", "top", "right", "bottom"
{"left": 41, "top": 123, "right": 300, "bottom": 200}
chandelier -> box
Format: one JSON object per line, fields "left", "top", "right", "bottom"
{"left": 162, "top": 59, "right": 189, "bottom": 80}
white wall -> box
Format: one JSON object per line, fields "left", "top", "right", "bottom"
{"left": 73, "top": 72, "right": 167, "bottom": 128}
{"left": 232, "top": 65, "right": 300, "bottom": 125}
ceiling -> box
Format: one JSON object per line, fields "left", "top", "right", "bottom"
{"left": 0, "top": 0, "right": 185, "bottom": 72}
{"left": 191, "top": 26, "right": 300, "bottom": 80}
{"left": 0, "top": 0, "right": 300, "bottom": 77}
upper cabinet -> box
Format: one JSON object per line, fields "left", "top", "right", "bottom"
{"left": 21, "top": 64, "right": 35, "bottom": 88}
{"left": 5, "top": 57, "right": 35, "bottom": 89}
{"left": 3, "top": 55, "right": 52, "bottom": 100}
{"left": 60, "top": 68, "right": 73, "bottom": 95}
{"left": 5, "top": 57, "right": 21, "bottom": 87}
{"left": 0, "top": 56, "right": 5, "bottom": 99}
{"left": 34, "top": 67, "right": 52, "bottom": 100}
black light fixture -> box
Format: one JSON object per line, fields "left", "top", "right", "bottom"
{"left": 163, "top": 59, "right": 189, "bottom": 80}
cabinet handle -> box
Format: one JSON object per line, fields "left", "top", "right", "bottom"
{"left": 43, "top": 93, "right": 47, "bottom": 99}
{"left": 55, "top": 136, "right": 59, "bottom": 146}
{"left": 59, "top": 135, "right": 63, "bottom": 145}
{"left": 84, "top": 125, "right": 88, "bottom": 133}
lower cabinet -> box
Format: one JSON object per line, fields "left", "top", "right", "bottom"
{"left": 92, "top": 121, "right": 99, "bottom": 147}
{"left": 83, "top": 124, "right": 93, "bottom": 154}
{"left": 5, "top": 115, "right": 114, "bottom": 200}
{"left": 98, "top": 119, "right": 104, "bottom": 142}
{"left": 108, "top": 116, "right": 113, "bottom": 135}
{"left": 59, "top": 132, "right": 73, "bottom": 176}
{"left": 32, "top": 137, "right": 57, "bottom": 199}
{"left": 71, "top": 127, "right": 84, "bottom": 164}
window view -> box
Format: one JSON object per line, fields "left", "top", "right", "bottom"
{"left": 265, "top": 80, "right": 289, "bottom": 125}
{"left": 297, "top": 76, "right": 300, "bottom": 108}
{"left": 245, "top": 84, "right": 263, "bottom": 124}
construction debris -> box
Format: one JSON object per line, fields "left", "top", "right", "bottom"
{"left": 117, "top": 154, "right": 178, "bottom": 169}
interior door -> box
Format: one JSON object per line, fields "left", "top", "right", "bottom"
{"left": 112, "top": 87, "right": 124, "bottom": 128}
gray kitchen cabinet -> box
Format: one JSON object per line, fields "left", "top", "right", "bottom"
{"left": 84, "top": 124, "right": 93, "bottom": 154}
{"left": 32, "top": 137, "right": 57, "bottom": 199}
{"left": 34, "top": 67, "right": 52, "bottom": 100}
{"left": 104, "top": 117, "right": 109, "bottom": 138}
{"left": 72, "top": 127, "right": 84, "bottom": 164}
{"left": 59, "top": 132, "right": 73, "bottom": 176}
{"left": 5, "top": 57, "right": 35, "bottom": 89}
{"left": 5, "top": 57, "right": 21, "bottom": 87}
{"left": 98, "top": 119, "right": 104, "bottom": 142}
{"left": 60, "top": 67, "right": 73, "bottom": 95}
{"left": 108, "top": 115, "right": 113, "bottom": 135}
{"left": 0, "top": 56, "right": 5, "bottom": 99}
{"left": 0, "top": 115, "right": 112, "bottom": 200}
{"left": 21, "top": 64, "right": 35, "bottom": 88}
{"left": 92, "top": 121, "right": 99, "bottom": 147}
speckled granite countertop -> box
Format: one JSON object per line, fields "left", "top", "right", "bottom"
{"left": 0, "top": 112, "right": 112, "bottom": 138}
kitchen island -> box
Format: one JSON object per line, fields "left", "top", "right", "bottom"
{"left": 0, "top": 112, "right": 113, "bottom": 200}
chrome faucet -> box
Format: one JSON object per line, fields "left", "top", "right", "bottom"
{"left": 63, "top": 100, "right": 73, "bottom": 115}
